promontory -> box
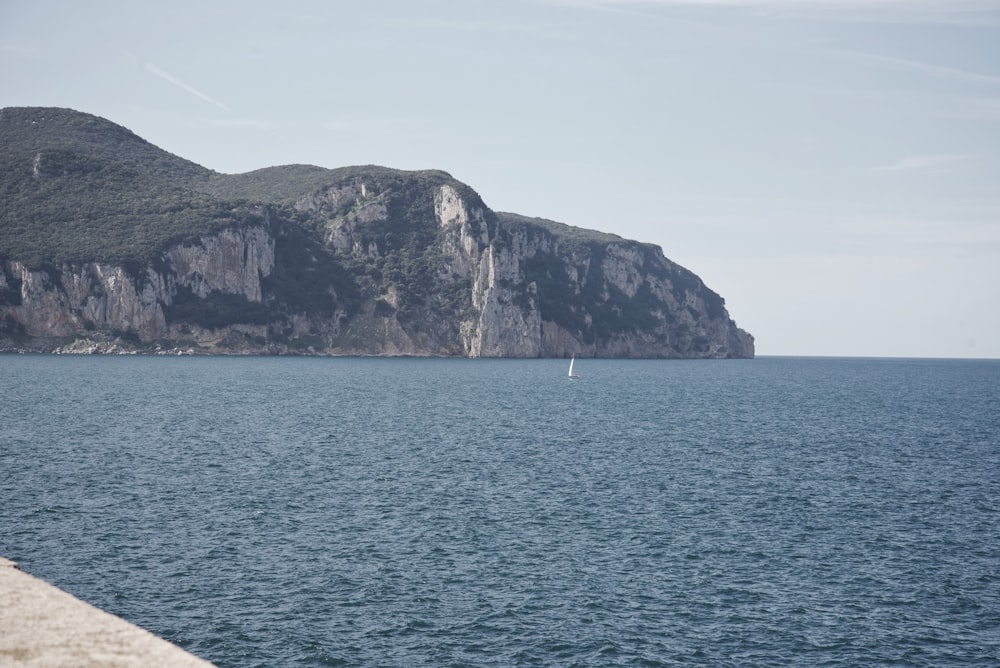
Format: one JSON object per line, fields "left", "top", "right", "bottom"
{"left": 0, "top": 107, "right": 753, "bottom": 357}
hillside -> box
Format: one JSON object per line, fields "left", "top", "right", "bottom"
{"left": 0, "top": 107, "right": 240, "bottom": 267}
{"left": 0, "top": 107, "right": 753, "bottom": 358}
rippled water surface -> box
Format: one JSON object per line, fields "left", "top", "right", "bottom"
{"left": 2, "top": 355, "right": 999, "bottom": 666}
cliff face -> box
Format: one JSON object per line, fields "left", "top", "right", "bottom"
{"left": 0, "top": 180, "right": 753, "bottom": 357}
{"left": 0, "top": 107, "right": 753, "bottom": 357}
{"left": 461, "top": 212, "right": 753, "bottom": 359}
{"left": 0, "top": 222, "right": 277, "bottom": 352}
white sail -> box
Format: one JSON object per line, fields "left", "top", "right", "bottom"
{"left": 568, "top": 355, "right": 578, "bottom": 379}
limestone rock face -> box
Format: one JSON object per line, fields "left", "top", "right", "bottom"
{"left": 3, "top": 261, "right": 169, "bottom": 338}
{"left": 465, "top": 243, "right": 543, "bottom": 358}
{"left": 165, "top": 225, "right": 274, "bottom": 301}
{"left": 0, "top": 224, "right": 275, "bottom": 351}
{"left": 435, "top": 184, "right": 489, "bottom": 278}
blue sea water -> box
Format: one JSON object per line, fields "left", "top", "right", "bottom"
{"left": 1, "top": 355, "right": 998, "bottom": 667}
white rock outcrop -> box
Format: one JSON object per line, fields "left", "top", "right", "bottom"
{"left": 166, "top": 226, "right": 274, "bottom": 301}
{"left": 465, "top": 242, "right": 542, "bottom": 358}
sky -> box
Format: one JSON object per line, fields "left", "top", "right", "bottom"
{"left": 2, "top": 0, "right": 998, "bottom": 358}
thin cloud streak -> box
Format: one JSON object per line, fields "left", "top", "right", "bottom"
{"left": 565, "top": 0, "right": 1000, "bottom": 9}
{"left": 118, "top": 51, "right": 296, "bottom": 142}
{"left": 833, "top": 50, "right": 1000, "bottom": 87}
{"left": 875, "top": 154, "right": 974, "bottom": 172}
{"left": 0, "top": 41, "right": 40, "bottom": 57}
{"left": 958, "top": 97, "right": 1000, "bottom": 119}
{"left": 120, "top": 49, "right": 231, "bottom": 112}
{"left": 142, "top": 62, "right": 231, "bottom": 112}
{"left": 551, "top": 0, "right": 1000, "bottom": 23}
{"left": 406, "top": 17, "right": 575, "bottom": 41}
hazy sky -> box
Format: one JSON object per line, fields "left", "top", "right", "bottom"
{"left": 2, "top": 0, "right": 998, "bottom": 357}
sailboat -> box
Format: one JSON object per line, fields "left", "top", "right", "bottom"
{"left": 568, "top": 354, "right": 580, "bottom": 379}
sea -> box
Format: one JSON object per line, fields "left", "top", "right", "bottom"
{"left": 1, "top": 355, "right": 998, "bottom": 667}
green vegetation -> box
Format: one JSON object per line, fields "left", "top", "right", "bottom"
{"left": 0, "top": 267, "right": 22, "bottom": 306}
{"left": 0, "top": 108, "right": 243, "bottom": 267}
{"left": 164, "top": 287, "right": 272, "bottom": 329}
{"left": 520, "top": 251, "right": 587, "bottom": 336}
{"left": 497, "top": 212, "right": 623, "bottom": 253}
{"left": 200, "top": 165, "right": 338, "bottom": 204}
{"left": 0, "top": 107, "right": 209, "bottom": 183}
{"left": 0, "top": 314, "right": 26, "bottom": 337}
{"left": 262, "top": 218, "right": 358, "bottom": 317}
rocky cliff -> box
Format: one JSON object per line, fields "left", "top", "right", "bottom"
{"left": 0, "top": 107, "right": 753, "bottom": 357}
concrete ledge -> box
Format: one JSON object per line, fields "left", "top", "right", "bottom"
{"left": 1, "top": 557, "right": 215, "bottom": 667}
